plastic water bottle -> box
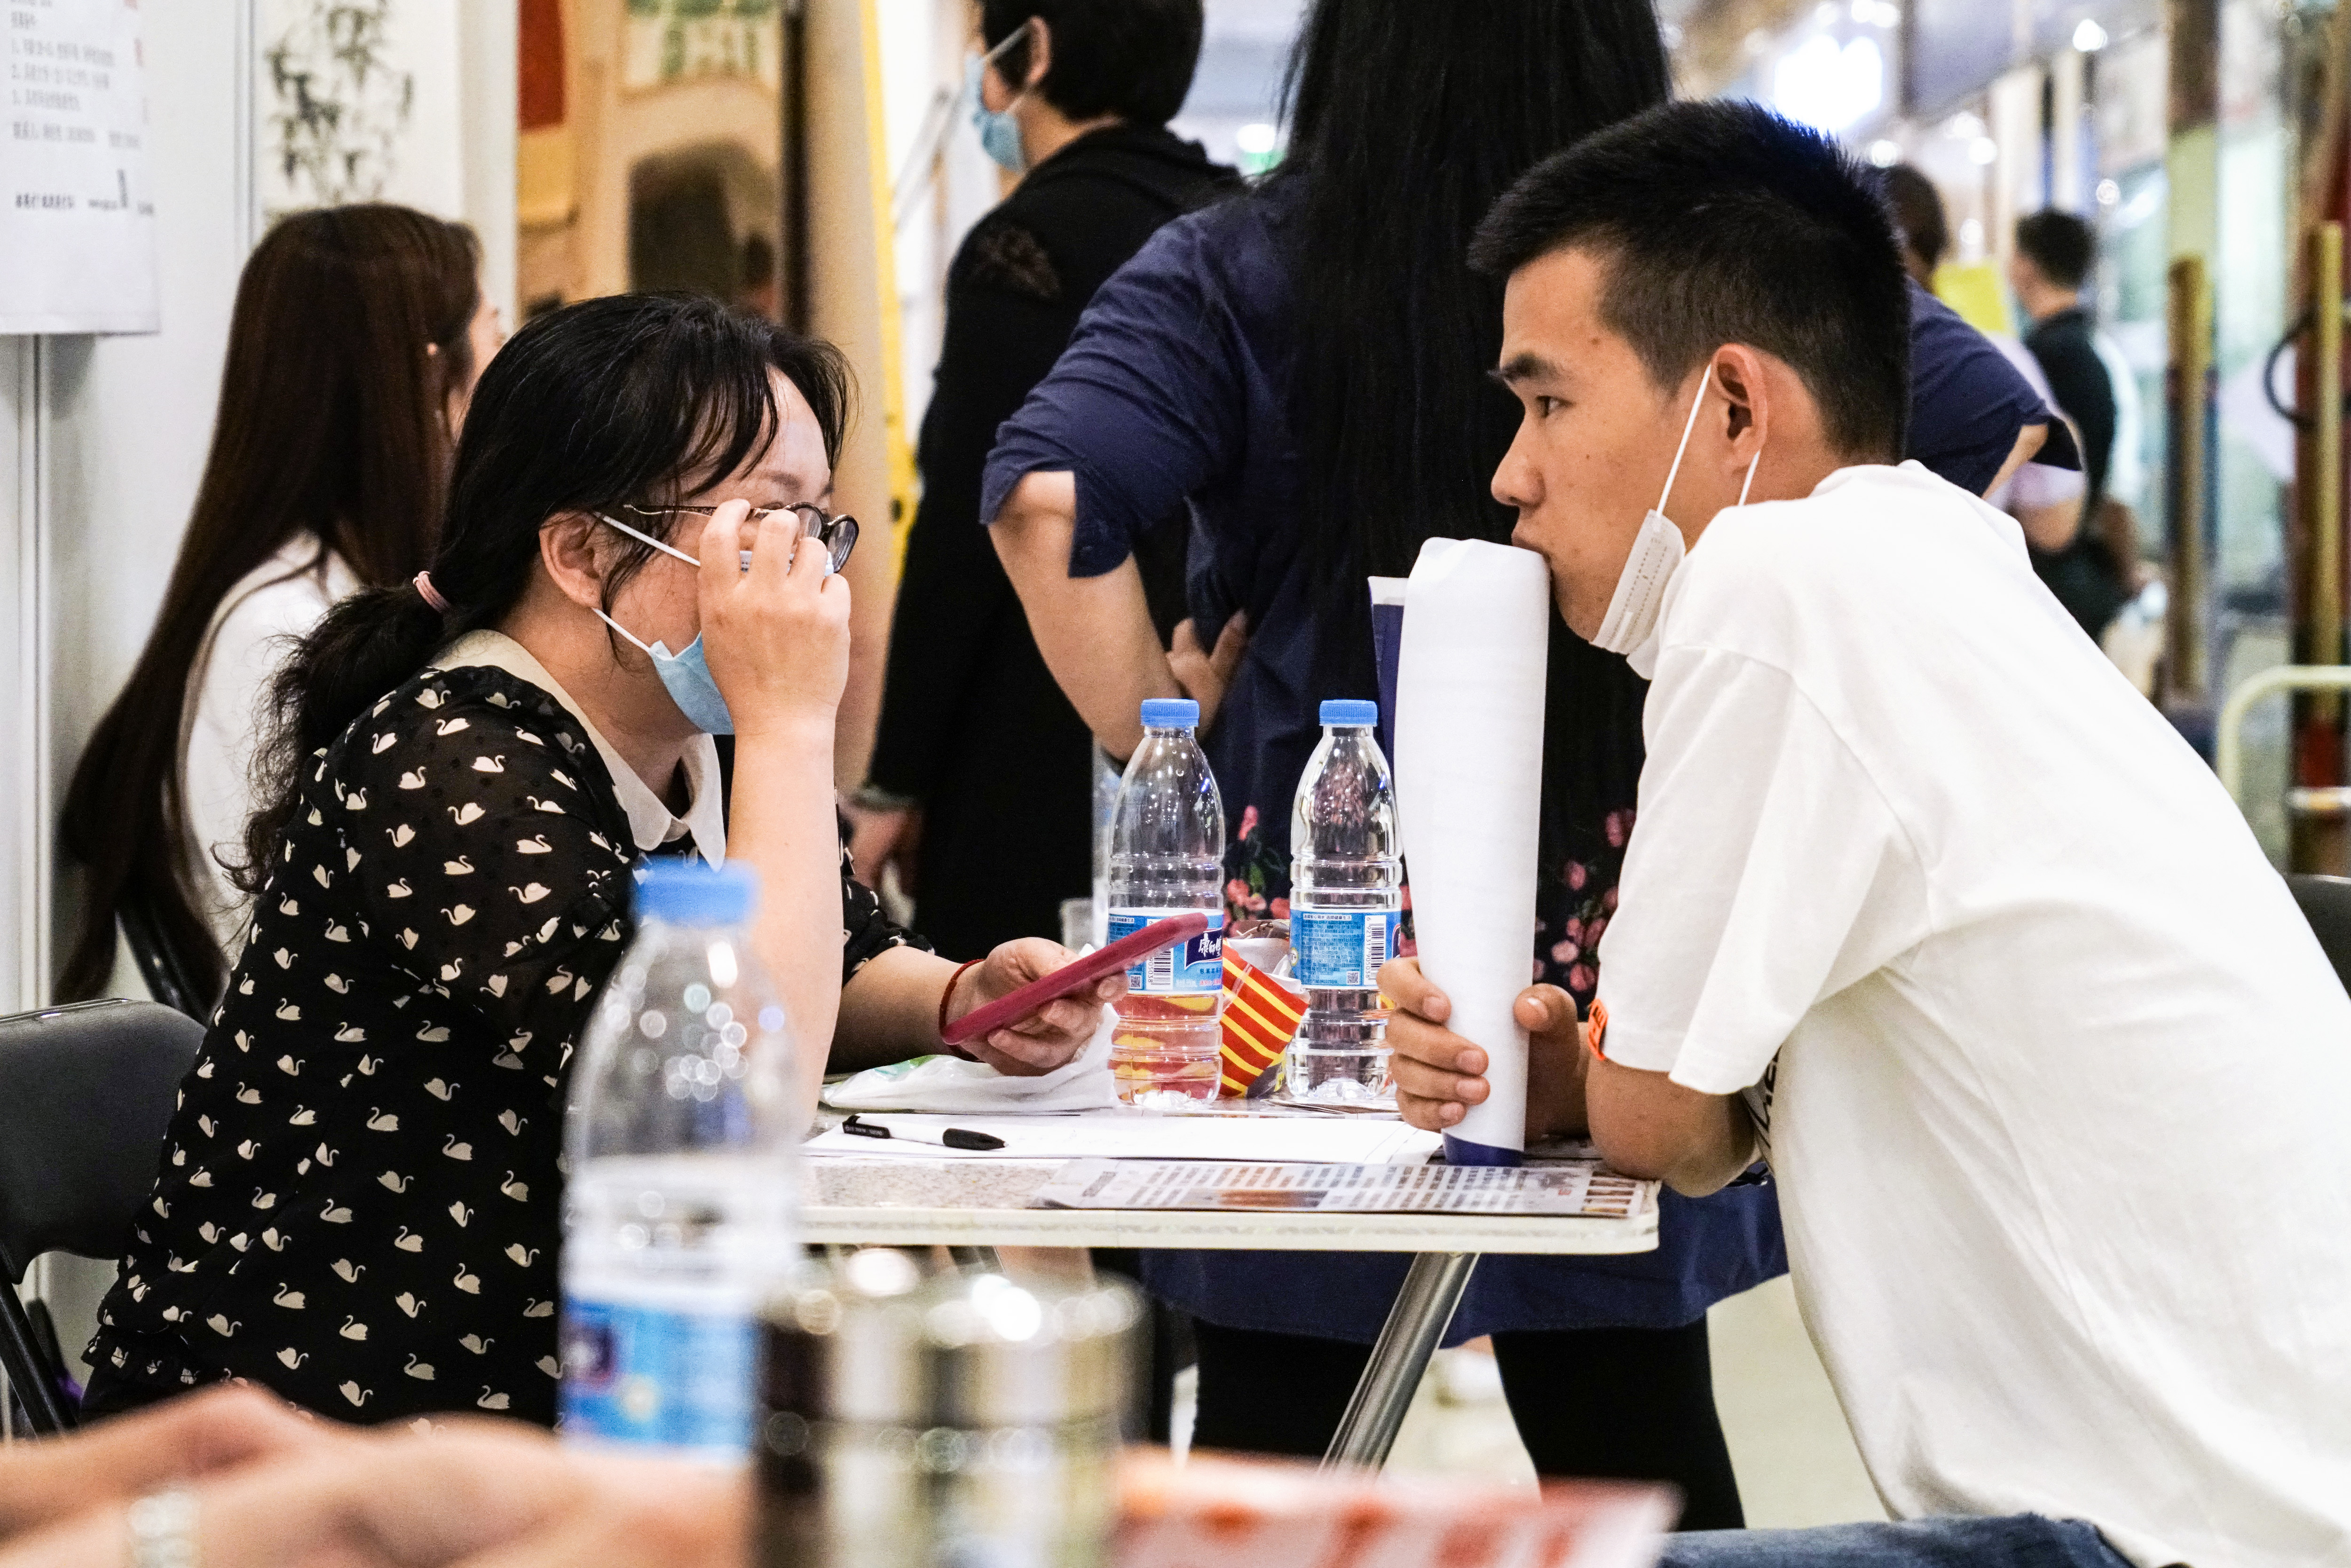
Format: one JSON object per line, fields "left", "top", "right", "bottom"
{"left": 561, "top": 861, "right": 799, "bottom": 1458}
{"left": 1106, "top": 698, "right": 1227, "bottom": 1106}
{"left": 1284, "top": 699, "right": 1402, "bottom": 1104}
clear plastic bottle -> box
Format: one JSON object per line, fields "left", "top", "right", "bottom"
{"left": 1284, "top": 699, "right": 1402, "bottom": 1105}
{"left": 1106, "top": 698, "right": 1227, "bottom": 1107}
{"left": 561, "top": 861, "right": 799, "bottom": 1458}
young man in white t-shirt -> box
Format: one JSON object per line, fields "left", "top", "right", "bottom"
{"left": 1381, "top": 100, "right": 2351, "bottom": 1568}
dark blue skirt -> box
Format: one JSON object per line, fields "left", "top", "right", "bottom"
{"left": 1137, "top": 1182, "right": 1785, "bottom": 1343}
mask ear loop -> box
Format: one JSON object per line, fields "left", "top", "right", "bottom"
{"left": 979, "top": 18, "right": 1035, "bottom": 102}
{"left": 592, "top": 607, "right": 657, "bottom": 657}
{"left": 597, "top": 512, "right": 702, "bottom": 568}
{"left": 1657, "top": 362, "right": 1716, "bottom": 514}
{"left": 1737, "top": 447, "right": 1762, "bottom": 508}
{"left": 592, "top": 512, "right": 696, "bottom": 657}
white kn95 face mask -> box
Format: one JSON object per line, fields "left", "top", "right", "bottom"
{"left": 1587, "top": 362, "right": 1761, "bottom": 679}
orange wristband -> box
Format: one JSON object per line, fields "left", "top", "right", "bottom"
{"left": 937, "top": 959, "right": 987, "bottom": 1058}
{"left": 1586, "top": 999, "right": 1610, "bottom": 1062}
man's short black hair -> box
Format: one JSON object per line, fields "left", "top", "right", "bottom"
{"left": 983, "top": 1, "right": 1204, "bottom": 127}
{"left": 1469, "top": 99, "right": 1909, "bottom": 461}
{"left": 2015, "top": 209, "right": 2095, "bottom": 290}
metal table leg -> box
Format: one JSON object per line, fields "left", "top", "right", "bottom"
{"left": 1321, "top": 1251, "right": 1480, "bottom": 1470}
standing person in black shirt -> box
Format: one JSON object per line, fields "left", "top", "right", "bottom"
{"left": 2012, "top": 210, "right": 2130, "bottom": 640}
{"left": 80, "top": 294, "right": 1117, "bottom": 1427}
{"left": 850, "top": 0, "right": 1237, "bottom": 955}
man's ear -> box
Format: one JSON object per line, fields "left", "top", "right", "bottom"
{"left": 1712, "top": 345, "right": 1772, "bottom": 467}
{"left": 538, "top": 513, "right": 607, "bottom": 612}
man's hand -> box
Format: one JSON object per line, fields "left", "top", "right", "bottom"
{"left": 1168, "top": 614, "right": 1248, "bottom": 733}
{"left": 1379, "top": 958, "right": 1589, "bottom": 1140}
{"left": 945, "top": 938, "right": 1123, "bottom": 1076}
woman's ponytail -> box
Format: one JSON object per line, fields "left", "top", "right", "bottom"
{"left": 236, "top": 583, "right": 452, "bottom": 893}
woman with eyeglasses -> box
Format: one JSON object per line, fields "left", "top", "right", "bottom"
{"left": 80, "top": 293, "right": 1116, "bottom": 1427}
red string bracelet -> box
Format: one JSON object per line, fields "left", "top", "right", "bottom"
{"left": 937, "top": 959, "right": 987, "bottom": 1058}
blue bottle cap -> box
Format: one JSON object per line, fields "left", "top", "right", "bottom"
{"left": 634, "top": 860, "right": 759, "bottom": 927}
{"left": 1139, "top": 697, "right": 1200, "bottom": 729}
{"left": 1319, "top": 699, "right": 1379, "bottom": 728}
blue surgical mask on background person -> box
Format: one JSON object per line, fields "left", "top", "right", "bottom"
{"left": 591, "top": 513, "right": 749, "bottom": 734}
{"left": 964, "top": 22, "right": 1033, "bottom": 173}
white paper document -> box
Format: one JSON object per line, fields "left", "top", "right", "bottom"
{"left": 0, "top": 0, "right": 157, "bottom": 334}
{"left": 801, "top": 1112, "right": 1442, "bottom": 1166}
{"left": 1033, "top": 1158, "right": 1650, "bottom": 1217}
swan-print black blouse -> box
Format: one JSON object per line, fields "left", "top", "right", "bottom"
{"left": 83, "top": 664, "right": 918, "bottom": 1425}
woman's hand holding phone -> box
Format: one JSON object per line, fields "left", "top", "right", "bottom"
{"left": 943, "top": 938, "right": 1127, "bottom": 1077}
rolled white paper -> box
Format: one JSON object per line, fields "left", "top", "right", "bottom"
{"left": 1393, "top": 538, "right": 1550, "bottom": 1166}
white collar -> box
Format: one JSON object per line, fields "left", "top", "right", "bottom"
{"left": 430, "top": 629, "right": 727, "bottom": 865}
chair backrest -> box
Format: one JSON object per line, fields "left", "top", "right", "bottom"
{"left": 2287, "top": 875, "right": 2351, "bottom": 995}
{"left": 117, "top": 891, "right": 211, "bottom": 1021}
{"left": 0, "top": 1000, "right": 201, "bottom": 1284}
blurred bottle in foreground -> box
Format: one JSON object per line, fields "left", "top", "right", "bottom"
{"left": 1106, "top": 698, "right": 1227, "bottom": 1107}
{"left": 1285, "top": 699, "right": 1401, "bottom": 1105}
{"left": 561, "top": 861, "right": 799, "bottom": 1458}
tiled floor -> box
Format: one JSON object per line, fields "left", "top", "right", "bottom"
{"left": 1177, "top": 1276, "right": 1886, "bottom": 1529}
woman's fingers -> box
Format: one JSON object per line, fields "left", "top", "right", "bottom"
{"left": 0, "top": 1384, "right": 338, "bottom": 1541}
{"left": 1206, "top": 610, "right": 1249, "bottom": 683}
{"left": 695, "top": 501, "right": 749, "bottom": 604}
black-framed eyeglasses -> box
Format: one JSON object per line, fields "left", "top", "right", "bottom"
{"left": 617, "top": 502, "right": 860, "bottom": 575}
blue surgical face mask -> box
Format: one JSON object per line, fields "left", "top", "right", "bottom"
{"left": 592, "top": 513, "right": 746, "bottom": 735}
{"left": 965, "top": 24, "right": 1032, "bottom": 173}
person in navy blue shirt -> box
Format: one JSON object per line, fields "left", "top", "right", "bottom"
{"left": 984, "top": 2, "right": 2056, "bottom": 1523}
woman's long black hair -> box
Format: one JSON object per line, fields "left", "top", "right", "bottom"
{"left": 1276, "top": 0, "right": 1669, "bottom": 589}
{"left": 57, "top": 205, "right": 479, "bottom": 1003}
{"left": 1270, "top": 0, "right": 1672, "bottom": 853}
{"left": 237, "top": 292, "right": 851, "bottom": 892}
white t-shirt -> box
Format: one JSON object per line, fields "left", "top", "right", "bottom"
{"left": 180, "top": 536, "right": 360, "bottom": 955}
{"left": 1595, "top": 461, "right": 2351, "bottom": 1567}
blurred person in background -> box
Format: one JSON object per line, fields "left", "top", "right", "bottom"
{"left": 2012, "top": 209, "right": 2136, "bottom": 644}
{"left": 1882, "top": 169, "right": 2092, "bottom": 555}
{"left": 1877, "top": 165, "right": 2065, "bottom": 500}
{"left": 57, "top": 205, "right": 499, "bottom": 1009}
{"left": 849, "top": 0, "right": 1234, "bottom": 955}
{"left": 984, "top": 1, "right": 2064, "bottom": 1523}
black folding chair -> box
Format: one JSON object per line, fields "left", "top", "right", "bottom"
{"left": 117, "top": 890, "right": 212, "bottom": 1022}
{"left": 2287, "top": 875, "right": 2351, "bottom": 994}
{"left": 0, "top": 1000, "right": 201, "bottom": 1434}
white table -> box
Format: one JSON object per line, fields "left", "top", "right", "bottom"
{"left": 800, "top": 1155, "right": 1659, "bottom": 1467}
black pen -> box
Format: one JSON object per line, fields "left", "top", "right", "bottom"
{"left": 841, "top": 1113, "right": 1006, "bottom": 1151}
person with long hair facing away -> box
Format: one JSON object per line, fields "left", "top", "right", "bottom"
{"left": 984, "top": 0, "right": 2058, "bottom": 1522}
{"left": 58, "top": 205, "right": 502, "bottom": 1010}
{"left": 79, "top": 293, "right": 1115, "bottom": 1426}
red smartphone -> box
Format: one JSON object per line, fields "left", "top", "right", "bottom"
{"left": 939, "top": 912, "right": 1209, "bottom": 1050}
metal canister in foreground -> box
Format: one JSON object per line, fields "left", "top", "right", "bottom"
{"left": 757, "top": 1251, "right": 1138, "bottom": 1568}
